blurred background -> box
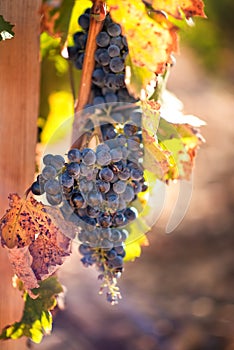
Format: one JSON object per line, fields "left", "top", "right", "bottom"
{"left": 33, "top": 0, "right": 234, "bottom": 348}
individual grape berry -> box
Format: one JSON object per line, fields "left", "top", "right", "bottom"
{"left": 101, "top": 238, "right": 113, "bottom": 250}
{"left": 132, "top": 180, "right": 142, "bottom": 194}
{"left": 104, "top": 73, "right": 119, "bottom": 89}
{"left": 97, "top": 212, "right": 111, "bottom": 228}
{"left": 121, "top": 184, "right": 135, "bottom": 202}
{"left": 107, "top": 23, "right": 121, "bottom": 37}
{"left": 73, "top": 32, "right": 87, "bottom": 49}
{"left": 114, "top": 245, "right": 126, "bottom": 257}
{"left": 80, "top": 163, "right": 94, "bottom": 178}
{"left": 130, "top": 167, "right": 144, "bottom": 181}
{"left": 50, "top": 155, "right": 65, "bottom": 170}
{"left": 112, "top": 211, "right": 125, "bottom": 226}
{"left": 110, "top": 147, "right": 123, "bottom": 162}
{"left": 31, "top": 180, "right": 45, "bottom": 196}
{"left": 66, "top": 162, "right": 80, "bottom": 177}
{"left": 78, "top": 230, "right": 88, "bottom": 243}
{"left": 92, "top": 68, "right": 105, "bottom": 87}
{"left": 79, "top": 178, "right": 93, "bottom": 193}
{"left": 127, "top": 136, "right": 141, "bottom": 151}
{"left": 60, "top": 171, "right": 74, "bottom": 188}
{"left": 44, "top": 179, "right": 61, "bottom": 195}
{"left": 82, "top": 148, "right": 96, "bottom": 166}
{"left": 96, "top": 179, "right": 111, "bottom": 193}
{"left": 87, "top": 191, "right": 103, "bottom": 207}
{"left": 43, "top": 154, "right": 54, "bottom": 166}
{"left": 110, "top": 36, "right": 124, "bottom": 49}
{"left": 106, "top": 249, "right": 117, "bottom": 260}
{"left": 113, "top": 180, "right": 127, "bottom": 194}
{"left": 130, "top": 111, "right": 142, "bottom": 125}
{"left": 96, "top": 143, "right": 110, "bottom": 153}
{"left": 110, "top": 57, "right": 124, "bottom": 73}
{"left": 105, "top": 93, "right": 118, "bottom": 103}
{"left": 93, "top": 96, "right": 105, "bottom": 105}
{"left": 42, "top": 165, "right": 57, "bottom": 180}
{"left": 79, "top": 243, "right": 92, "bottom": 255}
{"left": 120, "top": 229, "right": 129, "bottom": 241}
{"left": 78, "top": 13, "right": 90, "bottom": 30}
{"left": 108, "top": 44, "right": 120, "bottom": 58}
{"left": 96, "top": 31, "right": 110, "bottom": 47}
{"left": 123, "top": 123, "right": 139, "bottom": 136}
{"left": 118, "top": 167, "right": 131, "bottom": 181}
{"left": 96, "top": 150, "right": 111, "bottom": 166}
{"left": 46, "top": 192, "right": 62, "bottom": 206}
{"left": 71, "top": 192, "right": 85, "bottom": 209}
{"left": 110, "top": 229, "right": 122, "bottom": 243}
{"left": 99, "top": 167, "right": 114, "bottom": 182}
{"left": 67, "top": 46, "right": 79, "bottom": 61}
{"left": 105, "top": 191, "right": 119, "bottom": 210}
{"left": 124, "top": 207, "right": 136, "bottom": 222}
{"left": 101, "top": 123, "right": 116, "bottom": 140}
{"left": 98, "top": 50, "right": 110, "bottom": 66}
{"left": 68, "top": 148, "right": 82, "bottom": 162}
{"left": 100, "top": 228, "right": 112, "bottom": 239}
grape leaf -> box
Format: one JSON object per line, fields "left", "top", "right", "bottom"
{"left": 0, "top": 194, "right": 71, "bottom": 289}
{"left": 125, "top": 55, "right": 155, "bottom": 99}
{"left": 8, "top": 247, "right": 39, "bottom": 293}
{"left": 0, "top": 15, "right": 15, "bottom": 41}
{"left": 0, "top": 277, "right": 62, "bottom": 344}
{"left": 143, "top": 131, "right": 171, "bottom": 179}
{"left": 40, "top": 0, "right": 75, "bottom": 46}
{"left": 146, "top": 0, "right": 206, "bottom": 19}
{"left": 157, "top": 118, "right": 202, "bottom": 180}
{"left": 142, "top": 100, "right": 161, "bottom": 137}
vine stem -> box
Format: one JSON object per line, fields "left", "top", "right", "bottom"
{"left": 71, "top": 0, "right": 106, "bottom": 147}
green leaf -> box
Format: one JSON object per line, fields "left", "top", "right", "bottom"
{"left": 0, "top": 276, "right": 63, "bottom": 343}
{"left": 125, "top": 55, "right": 155, "bottom": 99}
{"left": 0, "top": 15, "right": 15, "bottom": 41}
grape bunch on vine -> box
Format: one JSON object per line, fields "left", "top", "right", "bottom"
{"left": 0, "top": 0, "right": 206, "bottom": 344}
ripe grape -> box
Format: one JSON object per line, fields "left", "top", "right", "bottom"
{"left": 42, "top": 165, "right": 57, "bottom": 180}
{"left": 96, "top": 32, "right": 110, "bottom": 47}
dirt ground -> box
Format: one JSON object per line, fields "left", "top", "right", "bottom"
{"left": 31, "top": 47, "right": 234, "bottom": 350}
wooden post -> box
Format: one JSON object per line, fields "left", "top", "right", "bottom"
{"left": 0, "top": 1, "right": 41, "bottom": 349}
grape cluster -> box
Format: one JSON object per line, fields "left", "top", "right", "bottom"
{"left": 32, "top": 116, "right": 147, "bottom": 303}
{"left": 68, "top": 9, "right": 137, "bottom": 105}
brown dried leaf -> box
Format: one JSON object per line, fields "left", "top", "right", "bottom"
{"left": 7, "top": 246, "right": 39, "bottom": 294}
{"left": 0, "top": 194, "right": 48, "bottom": 249}
{"left": 29, "top": 227, "right": 70, "bottom": 280}
{"left": 0, "top": 194, "right": 71, "bottom": 289}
